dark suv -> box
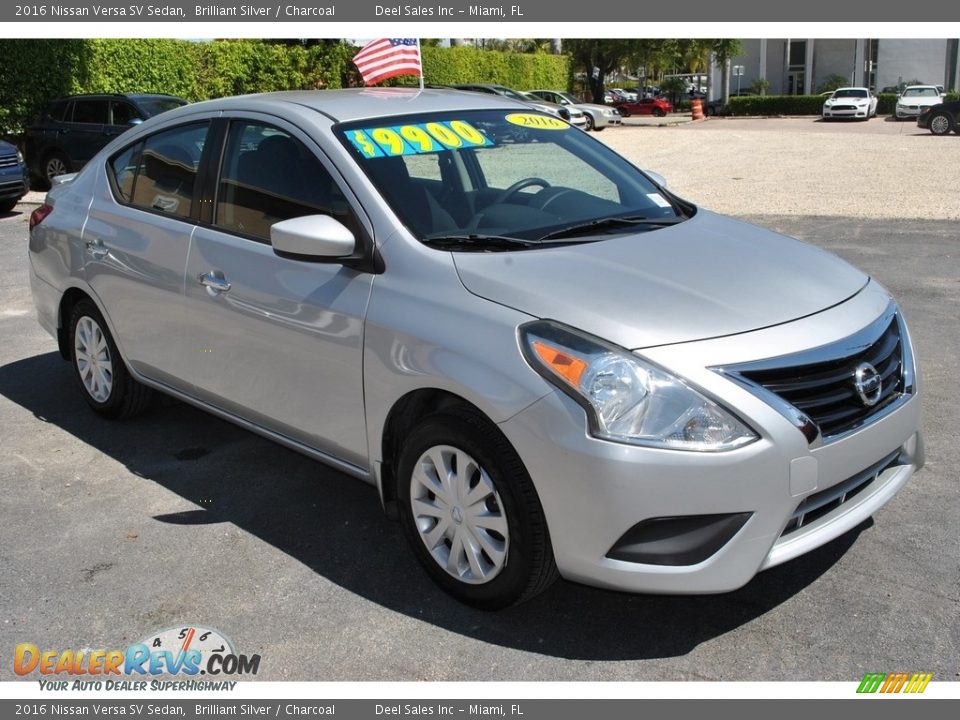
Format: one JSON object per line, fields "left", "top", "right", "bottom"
{"left": 26, "top": 93, "right": 188, "bottom": 187}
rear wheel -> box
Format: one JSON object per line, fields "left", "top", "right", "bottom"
{"left": 929, "top": 112, "right": 952, "bottom": 136}
{"left": 68, "top": 299, "right": 152, "bottom": 418}
{"left": 43, "top": 151, "right": 69, "bottom": 188}
{"left": 396, "top": 409, "right": 557, "bottom": 609}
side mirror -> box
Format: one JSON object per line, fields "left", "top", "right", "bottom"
{"left": 127, "top": 118, "right": 144, "bottom": 126}
{"left": 270, "top": 215, "right": 355, "bottom": 260}
{"left": 645, "top": 170, "right": 668, "bottom": 188}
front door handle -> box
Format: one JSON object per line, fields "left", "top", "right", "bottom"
{"left": 84, "top": 238, "right": 109, "bottom": 260}
{"left": 198, "top": 270, "right": 232, "bottom": 295}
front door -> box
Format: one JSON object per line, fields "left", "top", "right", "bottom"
{"left": 179, "top": 118, "right": 373, "bottom": 467}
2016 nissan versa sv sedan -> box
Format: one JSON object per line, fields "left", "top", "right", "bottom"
{"left": 28, "top": 89, "right": 924, "bottom": 609}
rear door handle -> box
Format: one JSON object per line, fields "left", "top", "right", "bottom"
{"left": 84, "top": 238, "right": 109, "bottom": 260}
{"left": 198, "top": 270, "right": 231, "bottom": 295}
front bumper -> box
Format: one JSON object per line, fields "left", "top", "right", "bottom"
{"left": 896, "top": 105, "right": 930, "bottom": 118}
{"left": 823, "top": 106, "right": 871, "bottom": 119}
{"left": 0, "top": 163, "right": 28, "bottom": 204}
{"left": 499, "top": 286, "right": 922, "bottom": 594}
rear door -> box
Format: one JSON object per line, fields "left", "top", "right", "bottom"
{"left": 83, "top": 119, "right": 214, "bottom": 391}
{"left": 65, "top": 98, "right": 111, "bottom": 168}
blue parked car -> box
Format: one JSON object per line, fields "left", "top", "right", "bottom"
{"left": 0, "top": 140, "right": 29, "bottom": 213}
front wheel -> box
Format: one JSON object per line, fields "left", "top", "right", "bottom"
{"left": 0, "top": 198, "right": 17, "bottom": 214}
{"left": 583, "top": 114, "right": 595, "bottom": 131}
{"left": 68, "top": 299, "right": 152, "bottom": 418}
{"left": 929, "top": 112, "right": 952, "bottom": 136}
{"left": 396, "top": 409, "right": 558, "bottom": 609}
{"left": 653, "top": 107, "right": 666, "bottom": 117}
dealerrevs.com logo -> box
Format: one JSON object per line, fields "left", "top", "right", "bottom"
{"left": 15, "top": 625, "right": 260, "bottom": 691}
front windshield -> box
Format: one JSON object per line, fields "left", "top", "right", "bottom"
{"left": 556, "top": 92, "right": 579, "bottom": 105}
{"left": 833, "top": 89, "right": 868, "bottom": 98}
{"left": 902, "top": 87, "right": 938, "bottom": 97}
{"left": 337, "top": 109, "right": 686, "bottom": 246}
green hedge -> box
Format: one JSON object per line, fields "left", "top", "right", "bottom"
{"left": 417, "top": 46, "right": 569, "bottom": 90}
{"left": 0, "top": 39, "right": 570, "bottom": 137}
{"left": 727, "top": 95, "right": 825, "bottom": 116}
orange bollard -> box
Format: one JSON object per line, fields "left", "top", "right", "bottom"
{"left": 691, "top": 98, "right": 705, "bottom": 121}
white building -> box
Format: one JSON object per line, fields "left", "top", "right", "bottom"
{"left": 710, "top": 39, "right": 960, "bottom": 97}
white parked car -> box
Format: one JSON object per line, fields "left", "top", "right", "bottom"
{"left": 822, "top": 87, "right": 878, "bottom": 120}
{"left": 527, "top": 89, "right": 623, "bottom": 131}
{"left": 895, "top": 85, "right": 945, "bottom": 120}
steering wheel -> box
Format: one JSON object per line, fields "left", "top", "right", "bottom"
{"left": 493, "top": 177, "right": 551, "bottom": 205}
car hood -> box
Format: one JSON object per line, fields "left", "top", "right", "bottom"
{"left": 452, "top": 210, "right": 868, "bottom": 349}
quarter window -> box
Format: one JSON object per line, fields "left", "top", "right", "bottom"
{"left": 214, "top": 122, "right": 355, "bottom": 243}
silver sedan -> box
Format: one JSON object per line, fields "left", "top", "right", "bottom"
{"left": 29, "top": 89, "right": 923, "bottom": 608}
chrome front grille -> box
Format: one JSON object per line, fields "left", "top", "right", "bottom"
{"left": 719, "top": 307, "right": 913, "bottom": 444}
{"left": 780, "top": 450, "right": 900, "bottom": 536}
{"left": 0, "top": 155, "right": 19, "bottom": 169}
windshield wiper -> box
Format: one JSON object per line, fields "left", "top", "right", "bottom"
{"left": 423, "top": 234, "right": 540, "bottom": 251}
{"left": 537, "top": 215, "right": 685, "bottom": 242}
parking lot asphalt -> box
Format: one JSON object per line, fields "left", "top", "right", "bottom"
{"left": 1, "top": 119, "right": 957, "bottom": 682}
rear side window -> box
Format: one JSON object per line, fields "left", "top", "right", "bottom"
{"left": 214, "top": 121, "right": 355, "bottom": 242}
{"left": 72, "top": 100, "right": 109, "bottom": 124}
{"left": 107, "top": 122, "right": 208, "bottom": 219}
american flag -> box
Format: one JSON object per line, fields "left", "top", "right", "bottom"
{"left": 352, "top": 38, "right": 422, "bottom": 86}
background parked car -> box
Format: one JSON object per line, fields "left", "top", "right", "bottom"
{"left": 895, "top": 85, "right": 945, "bottom": 120}
{"left": 0, "top": 140, "right": 29, "bottom": 213}
{"left": 822, "top": 87, "right": 878, "bottom": 120}
{"left": 527, "top": 89, "right": 622, "bottom": 131}
{"left": 516, "top": 91, "right": 588, "bottom": 129}
{"left": 614, "top": 96, "right": 673, "bottom": 117}
{"left": 916, "top": 97, "right": 960, "bottom": 135}
{"left": 26, "top": 93, "right": 188, "bottom": 188}
{"left": 450, "top": 84, "right": 581, "bottom": 126}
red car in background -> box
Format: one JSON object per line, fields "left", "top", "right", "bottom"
{"left": 614, "top": 97, "right": 673, "bottom": 117}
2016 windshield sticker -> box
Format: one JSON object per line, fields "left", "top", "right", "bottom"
{"left": 505, "top": 113, "right": 569, "bottom": 130}
{"left": 348, "top": 120, "right": 492, "bottom": 158}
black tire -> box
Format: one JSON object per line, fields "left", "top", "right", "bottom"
{"left": 396, "top": 408, "right": 558, "bottom": 609}
{"left": 653, "top": 108, "right": 666, "bottom": 117}
{"left": 929, "top": 112, "right": 953, "bottom": 136}
{"left": 68, "top": 299, "right": 153, "bottom": 419}
{"left": 43, "top": 151, "right": 69, "bottom": 188}
{"left": 0, "top": 198, "right": 17, "bottom": 214}
{"left": 593, "top": 125, "right": 605, "bottom": 132}
{"left": 583, "top": 114, "right": 595, "bottom": 131}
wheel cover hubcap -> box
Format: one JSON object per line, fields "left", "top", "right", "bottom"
{"left": 74, "top": 316, "right": 113, "bottom": 402}
{"left": 931, "top": 115, "right": 949, "bottom": 134}
{"left": 410, "top": 444, "right": 509, "bottom": 584}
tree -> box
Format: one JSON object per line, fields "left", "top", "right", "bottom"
{"left": 711, "top": 39, "right": 744, "bottom": 103}
{"left": 565, "top": 40, "right": 645, "bottom": 103}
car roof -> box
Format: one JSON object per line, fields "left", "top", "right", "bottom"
{"left": 180, "top": 88, "right": 526, "bottom": 123}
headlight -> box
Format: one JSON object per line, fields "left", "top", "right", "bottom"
{"left": 520, "top": 321, "right": 758, "bottom": 452}
{"left": 16, "top": 150, "right": 24, "bottom": 165}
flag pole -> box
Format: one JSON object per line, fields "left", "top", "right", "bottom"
{"left": 417, "top": 38, "right": 424, "bottom": 90}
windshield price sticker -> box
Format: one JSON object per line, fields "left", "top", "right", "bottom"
{"left": 349, "top": 120, "right": 492, "bottom": 158}
{"left": 505, "top": 113, "right": 570, "bottom": 130}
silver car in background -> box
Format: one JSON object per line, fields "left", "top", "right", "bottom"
{"left": 29, "top": 89, "right": 923, "bottom": 609}
{"left": 528, "top": 89, "right": 623, "bottom": 131}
